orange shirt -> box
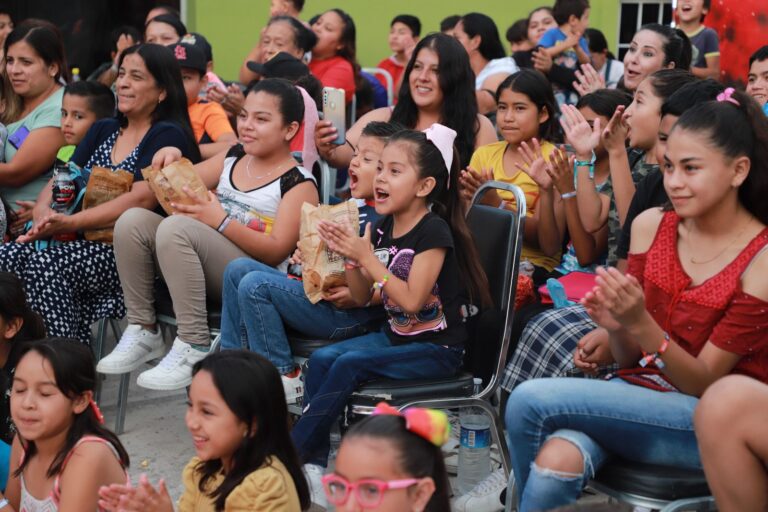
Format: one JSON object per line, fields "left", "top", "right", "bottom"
{"left": 188, "top": 101, "right": 234, "bottom": 143}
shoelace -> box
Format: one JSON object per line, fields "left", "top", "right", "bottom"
{"left": 469, "top": 469, "right": 506, "bottom": 496}
{"left": 114, "top": 329, "right": 144, "bottom": 353}
{"left": 158, "top": 345, "right": 186, "bottom": 369}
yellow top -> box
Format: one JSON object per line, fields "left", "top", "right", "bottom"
{"left": 178, "top": 456, "right": 302, "bottom": 511}
{"left": 469, "top": 140, "right": 561, "bottom": 271}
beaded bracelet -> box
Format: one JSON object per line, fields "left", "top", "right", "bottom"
{"left": 574, "top": 151, "right": 596, "bottom": 181}
{"left": 639, "top": 332, "right": 670, "bottom": 369}
{"left": 373, "top": 273, "right": 390, "bottom": 291}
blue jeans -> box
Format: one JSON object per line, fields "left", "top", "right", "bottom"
{"left": 505, "top": 377, "right": 701, "bottom": 512}
{"left": 291, "top": 331, "right": 464, "bottom": 465}
{"left": 220, "top": 258, "right": 384, "bottom": 374}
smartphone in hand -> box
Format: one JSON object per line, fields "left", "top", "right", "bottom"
{"left": 322, "top": 87, "right": 346, "bottom": 146}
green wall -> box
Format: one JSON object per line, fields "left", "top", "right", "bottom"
{"left": 187, "top": 0, "right": 620, "bottom": 82}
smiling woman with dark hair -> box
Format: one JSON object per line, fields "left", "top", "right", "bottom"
{"left": 0, "top": 43, "right": 199, "bottom": 345}
{"left": 316, "top": 33, "right": 497, "bottom": 172}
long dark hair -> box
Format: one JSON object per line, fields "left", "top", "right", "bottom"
{"left": 672, "top": 90, "right": 768, "bottom": 225}
{"left": 13, "top": 338, "right": 129, "bottom": 478}
{"left": 460, "top": 13, "right": 506, "bottom": 61}
{"left": 496, "top": 69, "right": 561, "bottom": 143}
{"left": 392, "top": 33, "right": 479, "bottom": 170}
{"left": 4, "top": 21, "right": 68, "bottom": 84}
{"left": 638, "top": 23, "right": 692, "bottom": 70}
{"left": 0, "top": 272, "right": 45, "bottom": 344}
{"left": 345, "top": 414, "right": 451, "bottom": 512}
{"left": 388, "top": 129, "right": 492, "bottom": 307}
{"left": 116, "top": 43, "right": 200, "bottom": 162}
{"left": 576, "top": 88, "right": 633, "bottom": 118}
{"left": 192, "top": 351, "right": 310, "bottom": 511}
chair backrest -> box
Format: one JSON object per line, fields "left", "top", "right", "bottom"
{"left": 464, "top": 182, "right": 525, "bottom": 399}
{"left": 362, "top": 67, "right": 395, "bottom": 106}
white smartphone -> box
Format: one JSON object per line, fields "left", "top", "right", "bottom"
{"left": 322, "top": 87, "right": 346, "bottom": 146}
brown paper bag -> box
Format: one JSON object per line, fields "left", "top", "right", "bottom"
{"left": 298, "top": 200, "right": 360, "bottom": 304}
{"left": 82, "top": 167, "right": 135, "bottom": 243}
{"left": 141, "top": 158, "right": 208, "bottom": 215}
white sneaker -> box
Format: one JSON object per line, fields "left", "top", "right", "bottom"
{"left": 136, "top": 338, "right": 208, "bottom": 390}
{"left": 96, "top": 324, "right": 165, "bottom": 374}
{"left": 303, "top": 463, "right": 328, "bottom": 509}
{"left": 282, "top": 370, "right": 304, "bottom": 404}
{"left": 452, "top": 468, "right": 506, "bottom": 512}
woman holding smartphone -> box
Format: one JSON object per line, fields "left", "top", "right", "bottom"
{"left": 0, "top": 22, "right": 66, "bottom": 216}
{"left": 315, "top": 33, "right": 497, "bottom": 170}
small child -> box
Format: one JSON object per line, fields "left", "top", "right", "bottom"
{"left": 219, "top": 121, "right": 401, "bottom": 402}
{"left": 2, "top": 338, "right": 129, "bottom": 511}
{"left": 98, "top": 351, "right": 310, "bottom": 511}
{"left": 376, "top": 15, "right": 421, "bottom": 100}
{"left": 180, "top": 33, "right": 227, "bottom": 101}
{"left": 538, "top": 0, "right": 591, "bottom": 105}
{"left": 747, "top": 45, "right": 768, "bottom": 112}
{"left": 506, "top": 19, "right": 532, "bottom": 53}
{"left": 171, "top": 42, "right": 236, "bottom": 159}
{"left": 321, "top": 402, "right": 452, "bottom": 511}
{"left": 270, "top": 0, "right": 304, "bottom": 18}
{"left": 59, "top": 80, "right": 116, "bottom": 162}
{"left": 676, "top": 0, "right": 720, "bottom": 80}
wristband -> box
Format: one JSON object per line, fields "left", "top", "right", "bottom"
{"left": 639, "top": 332, "right": 670, "bottom": 369}
{"left": 574, "top": 151, "right": 596, "bottom": 180}
{"left": 373, "top": 273, "right": 390, "bottom": 291}
{"left": 561, "top": 191, "right": 577, "bottom": 199}
{"left": 217, "top": 215, "right": 232, "bottom": 233}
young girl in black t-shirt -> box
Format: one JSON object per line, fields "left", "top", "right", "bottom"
{"left": 292, "top": 124, "right": 491, "bottom": 496}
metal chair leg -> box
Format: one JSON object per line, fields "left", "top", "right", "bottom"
{"left": 115, "top": 373, "right": 130, "bottom": 435}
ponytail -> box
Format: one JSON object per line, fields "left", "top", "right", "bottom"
{"left": 673, "top": 90, "right": 768, "bottom": 224}
{"left": 388, "top": 130, "right": 492, "bottom": 307}
{"left": 640, "top": 24, "right": 692, "bottom": 70}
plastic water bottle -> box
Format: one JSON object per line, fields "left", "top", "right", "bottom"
{"left": 457, "top": 378, "right": 491, "bottom": 494}
{"left": 51, "top": 163, "right": 77, "bottom": 242}
{"left": 71, "top": 67, "right": 81, "bottom": 82}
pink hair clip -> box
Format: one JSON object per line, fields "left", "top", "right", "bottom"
{"left": 716, "top": 87, "right": 740, "bottom": 106}
{"left": 89, "top": 397, "right": 105, "bottom": 424}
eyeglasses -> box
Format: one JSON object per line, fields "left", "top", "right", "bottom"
{"left": 321, "top": 473, "right": 421, "bottom": 508}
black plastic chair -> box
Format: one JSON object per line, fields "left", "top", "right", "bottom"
{"left": 289, "top": 181, "right": 526, "bottom": 475}
{"left": 586, "top": 460, "right": 716, "bottom": 511}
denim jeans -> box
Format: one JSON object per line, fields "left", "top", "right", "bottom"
{"left": 290, "top": 331, "right": 464, "bottom": 465}
{"left": 505, "top": 377, "right": 701, "bottom": 512}
{"left": 220, "top": 258, "right": 384, "bottom": 374}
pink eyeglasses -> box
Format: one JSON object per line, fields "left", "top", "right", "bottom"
{"left": 321, "top": 473, "right": 422, "bottom": 508}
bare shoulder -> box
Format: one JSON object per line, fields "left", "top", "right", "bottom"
{"left": 741, "top": 229, "right": 768, "bottom": 301}
{"left": 628, "top": 207, "right": 665, "bottom": 255}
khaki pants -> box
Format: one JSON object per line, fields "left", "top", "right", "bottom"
{"left": 113, "top": 208, "right": 249, "bottom": 344}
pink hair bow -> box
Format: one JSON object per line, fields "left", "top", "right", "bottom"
{"left": 716, "top": 87, "right": 740, "bottom": 106}
{"left": 423, "top": 123, "right": 457, "bottom": 188}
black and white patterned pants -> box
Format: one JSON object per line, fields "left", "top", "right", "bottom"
{"left": 0, "top": 241, "right": 125, "bottom": 343}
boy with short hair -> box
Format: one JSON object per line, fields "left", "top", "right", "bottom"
{"left": 376, "top": 14, "right": 421, "bottom": 100}
{"left": 538, "top": 0, "right": 591, "bottom": 105}
{"left": 171, "top": 42, "right": 236, "bottom": 159}
{"left": 440, "top": 15, "right": 460, "bottom": 36}
{"left": 506, "top": 19, "right": 532, "bottom": 53}
{"left": 676, "top": 0, "right": 720, "bottom": 80}
{"left": 747, "top": 46, "right": 768, "bottom": 112}
{"left": 59, "top": 81, "right": 116, "bottom": 162}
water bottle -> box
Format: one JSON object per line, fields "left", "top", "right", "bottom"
{"left": 457, "top": 378, "right": 491, "bottom": 494}
{"left": 51, "top": 163, "right": 77, "bottom": 242}
{"left": 71, "top": 67, "right": 81, "bottom": 82}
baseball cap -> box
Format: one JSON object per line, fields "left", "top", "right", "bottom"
{"left": 170, "top": 42, "right": 206, "bottom": 74}
{"left": 246, "top": 52, "right": 309, "bottom": 81}
{"left": 181, "top": 32, "right": 213, "bottom": 63}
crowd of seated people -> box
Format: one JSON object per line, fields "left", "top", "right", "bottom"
{"left": 1, "top": 0, "right": 767, "bottom": 510}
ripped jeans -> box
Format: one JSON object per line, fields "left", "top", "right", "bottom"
{"left": 505, "top": 377, "right": 701, "bottom": 512}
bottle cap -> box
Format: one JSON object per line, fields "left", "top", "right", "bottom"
{"left": 473, "top": 377, "right": 482, "bottom": 385}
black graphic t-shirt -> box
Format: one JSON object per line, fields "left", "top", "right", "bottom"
{"left": 373, "top": 213, "right": 466, "bottom": 346}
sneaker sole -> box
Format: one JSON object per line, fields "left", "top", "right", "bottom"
{"left": 96, "top": 346, "right": 166, "bottom": 375}
{"left": 136, "top": 373, "right": 193, "bottom": 391}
